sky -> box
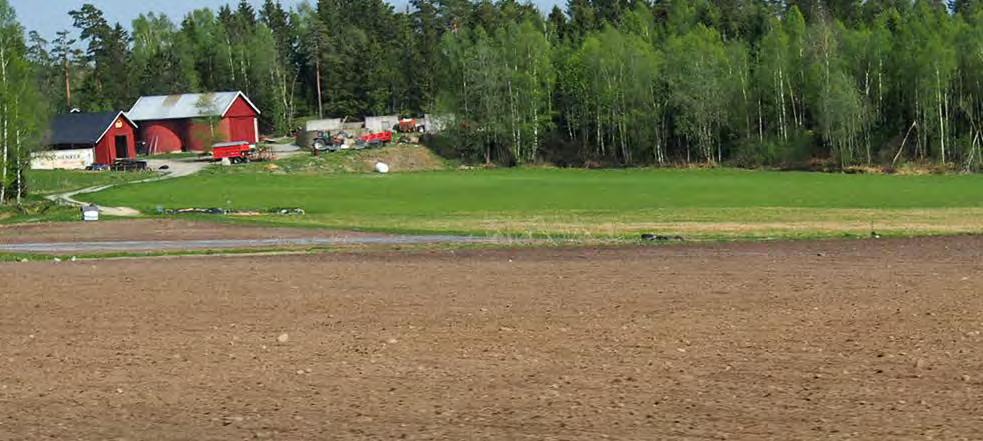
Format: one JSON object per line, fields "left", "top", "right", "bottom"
{"left": 13, "top": 0, "right": 558, "bottom": 39}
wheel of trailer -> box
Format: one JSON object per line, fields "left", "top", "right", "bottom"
{"left": 313, "top": 139, "right": 326, "bottom": 151}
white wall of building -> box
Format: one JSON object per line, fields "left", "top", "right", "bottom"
{"left": 31, "top": 148, "right": 94, "bottom": 170}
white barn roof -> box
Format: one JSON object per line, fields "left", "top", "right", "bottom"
{"left": 127, "top": 91, "right": 260, "bottom": 121}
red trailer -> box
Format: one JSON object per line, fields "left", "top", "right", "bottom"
{"left": 359, "top": 131, "right": 393, "bottom": 146}
{"left": 211, "top": 141, "right": 255, "bottom": 164}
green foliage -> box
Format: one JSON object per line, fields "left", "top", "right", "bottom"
{"left": 573, "top": 26, "right": 664, "bottom": 164}
{"left": 131, "top": 13, "right": 199, "bottom": 96}
{"left": 732, "top": 132, "right": 815, "bottom": 168}
{"left": 666, "top": 25, "right": 729, "bottom": 164}
{"left": 14, "top": 0, "right": 983, "bottom": 173}
{"left": 436, "top": 21, "right": 554, "bottom": 165}
{"left": 0, "top": 199, "right": 78, "bottom": 225}
{"left": 0, "top": 0, "right": 46, "bottom": 204}
{"left": 68, "top": 5, "right": 133, "bottom": 110}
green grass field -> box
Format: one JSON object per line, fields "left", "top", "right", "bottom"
{"left": 29, "top": 169, "right": 158, "bottom": 195}
{"left": 84, "top": 168, "right": 983, "bottom": 239}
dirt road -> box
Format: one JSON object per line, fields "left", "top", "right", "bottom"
{"left": 0, "top": 219, "right": 490, "bottom": 253}
{"left": 45, "top": 158, "right": 211, "bottom": 216}
{"left": 2, "top": 237, "right": 982, "bottom": 440}
{"left": 0, "top": 219, "right": 363, "bottom": 244}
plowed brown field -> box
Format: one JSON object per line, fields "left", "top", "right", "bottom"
{"left": 2, "top": 237, "right": 983, "bottom": 440}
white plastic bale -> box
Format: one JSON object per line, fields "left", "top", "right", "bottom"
{"left": 82, "top": 205, "right": 100, "bottom": 222}
{"left": 375, "top": 162, "right": 390, "bottom": 174}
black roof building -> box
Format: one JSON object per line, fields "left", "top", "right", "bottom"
{"left": 48, "top": 111, "right": 136, "bottom": 147}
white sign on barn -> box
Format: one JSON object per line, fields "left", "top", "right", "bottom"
{"left": 31, "top": 148, "right": 94, "bottom": 170}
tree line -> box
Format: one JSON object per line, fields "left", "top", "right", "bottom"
{"left": 4, "top": 0, "right": 983, "bottom": 204}
{"left": 437, "top": 0, "right": 983, "bottom": 170}
{"left": 22, "top": 0, "right": 983, "bottom": 170}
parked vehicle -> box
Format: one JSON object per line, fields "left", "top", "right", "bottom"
{"left": 311, "top": 131, "right": 348, "bottom": 152}
{"left": 398, "top": 118, "right": 426, "bottom": 133}
{"left": 211, "top": 141, "right": 255, "bottom": 164}
{"left": 111, "top": 159, "right": 148, "bottom": 171}
{"left": 86, "top": 163, "right": 111, "bottom": 171}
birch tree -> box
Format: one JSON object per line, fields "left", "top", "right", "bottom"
{"left": 894, "top": 2, "right": 958, "bottom": 164}
{"left": 666, "top": 25, "right": 729, "bottom": 164}
{"left": 954, "top": 10, "right": 983, "bottom": 170}
{"left": 575, "top": 26, "right": 662, "bottom": 165}
{"left": 757, "top": 18, "right": 792, "bottom": 142}
{"left": 806, "top": 19, "right": 866, "bottom": 167}
{"left": 0, "top": 0, "right": 43, "bottom": 204}
{"left": 497, "top": 21, "right": 553, "bottom": 164}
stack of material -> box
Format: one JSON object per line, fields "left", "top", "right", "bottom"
{"left": 365, "top": 115, "right": 400, "bottom": 133}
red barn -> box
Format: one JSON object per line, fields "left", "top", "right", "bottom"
{"left": 46, "top": 111, "right": 138, "bottom": 165}
{"left": 127, "top": 91, "right": 260, "bottom": 154}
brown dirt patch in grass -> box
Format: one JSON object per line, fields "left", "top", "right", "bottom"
{"left": 274, "top": 144, "right": 449, "bottom": 174}
{"left": 356, "top": 144, "right": 448, "bottom": 172}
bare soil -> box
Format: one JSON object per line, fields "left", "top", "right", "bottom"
{"left": 357, "top": 144, "right": 448, "bottom": 172}
{"left": 2, "top": 237, "right": 983, "bottom": 440}
{"left": 0, "top": 219, "right": 375, "bottom": 245}
{"left": 279, "top": 144, "right": 448, "bottom": 174}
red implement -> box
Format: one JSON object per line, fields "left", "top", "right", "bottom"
{"left": 359, "top": 131, "right": 393, "bottom": 145}
{"left": 211, "top": 141, "right": 255, "bottom": 163}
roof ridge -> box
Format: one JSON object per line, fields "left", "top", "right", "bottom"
{"left": 134, "top": 91, "right": 242, "bottom": 99}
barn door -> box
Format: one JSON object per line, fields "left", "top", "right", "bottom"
{"left": 115, "top": 135, "right": 129, "bottom": 159}
{"left": 229, "top": 117, "right": 257, "bottom": 144}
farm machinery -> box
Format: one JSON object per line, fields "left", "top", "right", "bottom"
{"left": 397, "top": 118, "right": 427, "bottom": 133}
{"left": 311, "top": 130, "right": 394, "bottom": 153}
{"left": 211, "top": 141, "right": 256, "bottom": 164}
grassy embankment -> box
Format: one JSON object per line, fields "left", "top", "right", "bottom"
{"left": 0, "top": 169, "right": 158, "bottom": 224}
{"left": 86, "top": 159, "right": 983, "bottom": 240}
{"left": 29, "top": 169, "right": 157, "bottom": 195}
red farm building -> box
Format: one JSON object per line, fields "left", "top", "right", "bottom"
{"left": 127, "top": 91, "right": 260, "bottom": 154}
{"left": 47, "top": 111, "right": 138, "bottom": 165}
